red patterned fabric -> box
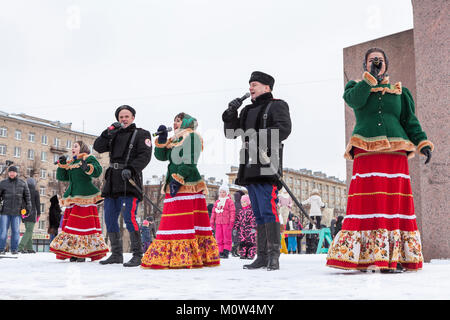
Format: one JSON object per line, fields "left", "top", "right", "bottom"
{"left": 141, "top": 192, "right": 220, "bottom": 269}
{"left": 50, "top": 204, "right": 108, "bottom": 261}
{"left": 326, "top": 148, "right": 423, "bottom": 271}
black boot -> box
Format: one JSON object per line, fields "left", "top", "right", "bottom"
{"left": 123, "top": 231, "right": 143, "bottom": 267}
{"left": 231, "top": 245, "right": 240, "bottom": 257}
{"left": 266, "top": 221, "right": 281, "bottom": 271}
{"left": 99, "top": 232, "right": 123, "bottom": 265}
{"left": 221, "top": 249, "right": 230, "bottom": 259}
{"left": 243, "top": 224, "right": 268, "bottom": 269}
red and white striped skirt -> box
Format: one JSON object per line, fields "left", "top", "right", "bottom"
{"left": 326, "top": 148, "right": 423, "bottom": 271}
{"left": 141, "top": 192, "right": 220, "bottom": 269}
{"left": 50, "top": 204, "right": 109, "bottom": 261}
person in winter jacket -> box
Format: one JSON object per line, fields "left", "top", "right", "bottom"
{"left": 278, "top": 189, "right": 293, "bottom": 231}
{"left": 48, "top": 195, "right": 62, "bottom": 242}
{"left": 302, "top": 189, "right": 325, "bottom": 229}
{"left": 49, "top": 141, "right": 108, "bottom": 262}
{"left": 233, "top": 195, "right": 256, "bottom": 259}
{"left": 94, "top": 105, "right": 152, "bottom": 267}
{"left": 211, "top": 184, "right": 236, "bottom": 259}
{"left": 18, "top": 178, "right": 41, "bottom": 253}
{"left": 222, "top": 71, "right": 292, "bottom": 271}
{"left": 231, "top": 190, "right": 245, "bottom": 257}
{"left": 285, "top": 215, "right": 298, "bottom": 254}
{"left": 140, "top": 218, "right": 156, "bottom": 252}
{"left": 0, "top": 166, "right": 31, "bottom": 255}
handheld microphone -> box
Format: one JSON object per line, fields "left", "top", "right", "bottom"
{"left": 54, "top": 155, "right": 70, "bottom": 165}
{"left": 152, "top": 127, "right": 173, "bottom": 137}
{"left": 108, "top": 122, "right": 124, "bottom": 131}
{"left": 239, "top": 92, "right": 251, "bottom": 103}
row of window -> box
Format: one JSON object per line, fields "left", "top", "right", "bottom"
{"left": 0, "top": 128, "right": 73, "bottom": 148}
{"left": 0, "top": 145, "right": 62, "bottom": 163}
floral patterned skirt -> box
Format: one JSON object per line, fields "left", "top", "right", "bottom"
{"left": 326, "top": 148, "right": 423, "bottom": 271}
{"left": 141, "top": 192, "right": 220, "bottom": 269}
{"left": 49, "top": 204, "right": 108, "bottom": 261}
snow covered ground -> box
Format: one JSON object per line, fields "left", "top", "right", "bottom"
{"left": 1, "top": 252, "right": 449, "bottom": 300}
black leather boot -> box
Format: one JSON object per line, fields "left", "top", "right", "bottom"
{"left": 123, "top": 231, "right": 143, "bottom": 267}
{"left": 266, "top": 221, "right": 281, "bottom": 271}
{"left": 243, "top": 224, "right": 268, "bottom": 269}
{"left": 99, "top": 232, "right": 123, "bottom": 265}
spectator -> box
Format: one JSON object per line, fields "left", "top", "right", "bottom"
{"left": 18, "top": 178, "right": 41, "bottom": 253}
{"left": 0, "top": 166, "right": 32, "bottom": 255}
{"left": 48, "top": 195, "right": 62, "bottom": 242}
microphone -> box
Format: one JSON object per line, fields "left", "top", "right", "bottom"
{"left": 108, "top": 122, "right": 124, "bottom": 131}
{"left": 238, "top": 92, "right": 251, "bottom": 103}
{"left": 152, "top": 127, "right": 173, "bottom": 137}
{"left": 54, "top": 155, "right": 70, "bottom": 165}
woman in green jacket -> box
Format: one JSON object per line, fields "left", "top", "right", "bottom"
{"left": 50, "top": 141, "right": 108, "bottom": 262}
{"left": 141, "top": 113, "right": 220, "bottom": 269}
{"left": 326, "top": 48, "right": 433, "bottom": 272}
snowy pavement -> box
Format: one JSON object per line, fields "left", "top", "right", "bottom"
{"left": 1, "top": 252, "right": 449, "bottom": 300}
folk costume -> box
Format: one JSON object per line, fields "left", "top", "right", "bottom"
{"left": 50, "top": 153, "right": 108, "bottom": 261}
{"left": 141, "top": 114, "right": 220, "bottom": 269}
{"left": 326, "top": 70, "right": 434, "bottom": 272}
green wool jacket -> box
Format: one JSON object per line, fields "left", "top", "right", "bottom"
{"left": 343, "top": 71, "right": 433, "bottom": 160}
{"left": 56, "top": 153, "right": 103, "bottom": 206}
{"left": 154, "top": 128, "right": 207, "bottom": 195}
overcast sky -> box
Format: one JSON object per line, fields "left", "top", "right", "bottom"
{"left": 0, "top": 0, "right": 414, "bottom": 183}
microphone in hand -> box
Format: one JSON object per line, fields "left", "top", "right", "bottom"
{"left": 155, "top": 125, "right": 170, "bottom": 144}
{"left": 228, "top": 92, "right": 251, "bottom": 112}
{"left": 107, "top": 122, "right": 123, "bottom": 135}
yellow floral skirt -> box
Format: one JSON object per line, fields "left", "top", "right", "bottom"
{"left": 141, "top": 192, "right": 220, "bottom": 269}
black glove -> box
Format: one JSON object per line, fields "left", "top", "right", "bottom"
{"left": 228, "top": 97, "right": 244, "bottom": 112}
{"left": 169, "top": 179, "right": 182, "bottom": 197}
{"left": 420, "top": 146, "right": 432, "bottom": 165}
{"left": 80, "top": 159, "right": 89, "bottom": 172}
{"left": 107, "top": 122, "right": 122, "bottom": 136}
{"left": 121, "top": 169, "right": 132, "bottom": 180}
{"left": 58, "top": 155, "right": 67, "bottom": 164}
{"left": 157, "top": 125, "right": 168, "bottom": 144}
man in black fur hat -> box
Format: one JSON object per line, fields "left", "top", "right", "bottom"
{"left": 94, "top": 105, "right": 152, "bottom": 267}
{"left": 222, "top": 71, "right": 292, "bottom": 271}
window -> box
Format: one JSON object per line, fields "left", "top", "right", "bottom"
{"left": 40, "top": 169, "right": 47, "bottom": 179}
{"left": 41, "top": 151, "right": 47, "bottom": 162}
{"left": 53, "top": 154, "right": 59, "bottom": 164}
{"left": 39, "top": 187, "right": 46, "bottom": 196}
{"left": 54, "top": 137, "right": 61, "bottom": 147}
{"left": 0, "top": 144, "right": 6, "bottom": 155}
{"left": 0, "top": 127, "right": 7, "bottom": 137}
{"left": 15, "top": 130, "right": 22, "bottom": 140}
{"left": 66, "top": 140, "right": 72, "bottom": 149}
{"left": 14, "top": 146, "right": 21, "bottom": 158}
{"left": 41, "top": 135, "right": 48, "bottom": 145}
{"left": 40, "top": 203, "right": 45, "bottom": 213}
{"left": 27, "top": 167, "right": 33, "bottom": 177}
{"left": 28, "top": 132, "right": 35, "bottom": 143}
{"left": 27, "top": 149, "right": 35, "bottom": 160}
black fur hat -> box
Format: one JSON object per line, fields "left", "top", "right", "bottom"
{"left": 249, "top": 71, "right": 275, "bottom": 90}
{"left": 115, "top": 105, "right": 136, "bottom": 121}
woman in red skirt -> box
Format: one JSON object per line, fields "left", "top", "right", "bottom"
{"left": 141, "top": 113, "right": 220, "bottom": 269}
{"left": 326, "top": 48, "right": 433, "bottom": 272}
{"left": 50, "top": 141, "right": 108, "bottom": 262}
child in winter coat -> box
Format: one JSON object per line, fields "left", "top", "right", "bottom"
{"left": 210, "top": 184, "right": 235, "bottom": 259}
{"left": 233, "top": 195, "right": 256, "bottom": 259}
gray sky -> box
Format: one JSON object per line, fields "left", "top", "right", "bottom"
{"left": 0, "top": 0, "right": 414, "bottom": 183}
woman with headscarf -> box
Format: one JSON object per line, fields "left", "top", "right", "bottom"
{"left": 326, "top": 48, "right": 433, "bottom": 273}
{"left": 50, "top": 141, "right": 108, "bottom": 262}
{"left": 141, "top": 113, "right": 220, "bottom": 269}
{"left": 231, "top": 190, "right": 245, "bottom": 257}
{"left": 210, "top": 184, "right": 236, "bottom": 259}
